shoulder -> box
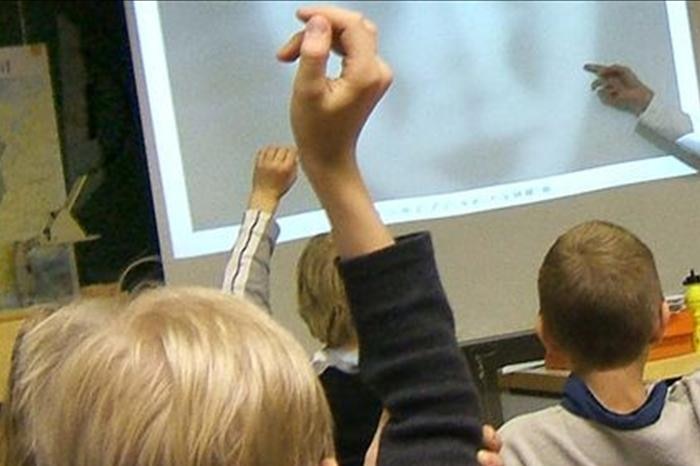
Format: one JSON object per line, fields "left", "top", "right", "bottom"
{"left": 319, "top": 368, "right": 375, "bottom": 400}
{"left": 319, "top": 367, "right": 358, "bottom": 385}
{"left": 669, "top": 369, "right": 700, "bottom": 404}
{"left": 499, "top": 406, "right": 569, "bottom": 440}
{"left": 499, "top": 406, "right": 582, "bottom": 466}
{"left": 319, "top": 367, "right": 380, "bottom": 406}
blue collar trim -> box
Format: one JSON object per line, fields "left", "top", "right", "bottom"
{"left": 561, "top": 374, "right": 667, "bottom": 430}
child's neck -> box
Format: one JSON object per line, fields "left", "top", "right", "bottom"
{"left": 331, "top": 341, "right": 359, "bottom": 353}
{"left": 342, "top": 341, "right": 359, "bottom": 352}
{"left": 577, "top": 361, "right": 648, "bottom": 414}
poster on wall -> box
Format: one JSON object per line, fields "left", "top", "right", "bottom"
{"left": 0, "top": 44, "right": 76, "bottom": 309}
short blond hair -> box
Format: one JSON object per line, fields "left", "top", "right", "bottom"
{"left": 2, "top": 300, "right": 118, "bottom": 466}
{"left": 539, "top": 220, "right": 662, "bottom": 370}
{"left": 297, "top": 233, "right": 357, "bottom": 348}
{"left": 33, "top": 287, "right": 334, "bottom": 466}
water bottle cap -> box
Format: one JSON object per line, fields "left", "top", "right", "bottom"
{"left": 683, "top": 269, "right": 700, "bottom": 285}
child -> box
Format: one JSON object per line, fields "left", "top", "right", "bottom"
{"left": 2, "top": 300, "right": 117, "bottom": 466}
{"left": 223, "top": 147, "right": 382, "bottom": 466}
{"left": 30, "top": 287, "right": 335, "bottom": 466}
{"left": 298, "top": 233, "right": 382, "bottom": 466}
{"left": 278, "top": 6, "right": 487, "bottom": 465}
{"left": 499, "top": 220, "right": 700, "bottom": 465}
{"left": 11, "top": 6, "right": 501, "bottom": 466}
{"left": 221, "top": 145, "right": 297, "bottom": 310}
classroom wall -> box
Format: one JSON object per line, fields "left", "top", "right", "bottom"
{"left": 0, "top": 1, "right": 159, "bottom": 288}
{"left": 141, "top": 2, "right": 700, "bottom": 352}
{"left": 165, "top": 175, "right": 700, "bottom": 352}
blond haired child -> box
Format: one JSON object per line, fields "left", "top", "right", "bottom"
{"left": 2, "top": 301, "right": 117, "bottom": 466}
{"left": 298, "top": 233, "right": 382, "bottom": 466}
{"left": 29, "top": 287, "right": 334, "bottom": 466}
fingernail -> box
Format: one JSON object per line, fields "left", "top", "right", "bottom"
{"left": 305, "top": 16, "right": 327, "bottom": 36}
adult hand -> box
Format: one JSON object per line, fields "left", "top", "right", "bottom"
{"left": 277, "top": 6, "right": 393, "bottom": 178}
{"left": 248, "top": 145, "right": 298, "bottom": 213}
{"left": 584, "top": 63, "right": 654, "bottom": 116}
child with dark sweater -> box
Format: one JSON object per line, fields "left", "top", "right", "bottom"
{"left": 226, "top": 4, "right": 503, "bottom": 465}
{"left": 277, "top": 6, "right": 492, "bottom": 465}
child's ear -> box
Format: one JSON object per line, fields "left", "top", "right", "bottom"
{"left": 536, "top": 314, "right": 566, "bottom": 356}
{"left": 650, "top": 300, "right": 671, "bottom": 344}
{"left": 535, "top": 314, "right": 551, "bottom": 349}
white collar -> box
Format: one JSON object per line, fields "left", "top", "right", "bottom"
{"left": 311, "top": 347, "right": 359, "bottom": 375}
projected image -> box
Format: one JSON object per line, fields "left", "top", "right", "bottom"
{"left": 129, "top": 1, "right": 698, "bottom": 259}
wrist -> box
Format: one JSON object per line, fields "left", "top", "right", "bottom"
{"left": 248, "top": 190, "right": 280, "bottom": 214}
{"left": 634, "top": 89, "right": 654, "bottom": 116}
{"left": 300, "top": 148, "right": 360, "bottom": 183}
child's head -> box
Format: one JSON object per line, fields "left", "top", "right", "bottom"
{"left": 537, "top": 220, "right": 665, "bottom": 371}
{"left": 3, "top": 300, "right": 117, "bottom": 466}
{"left": 28, "top": 287, "right": 334, "bottom": 466}
{"left": 297, "top": 234, "right": 357, "bottom": 349}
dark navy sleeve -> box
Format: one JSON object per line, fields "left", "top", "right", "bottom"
{"left": 339, "top": 233, "right": 482, "bottom": 466}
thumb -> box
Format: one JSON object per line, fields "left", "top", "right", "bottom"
{"left": 477, "top": 450, "right": 504, "bottom": 466}
{"left": 295, "top": 15, "right": 332, "bottom": 99}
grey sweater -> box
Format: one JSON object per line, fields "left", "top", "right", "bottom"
{"left": 499, "top": 371, "right": 700, "bottom": 465}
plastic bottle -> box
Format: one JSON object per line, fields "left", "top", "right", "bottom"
{"left": 683, "top": 269, "right": 700, "bottom": 351}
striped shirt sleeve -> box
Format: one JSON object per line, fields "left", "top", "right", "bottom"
{"left": 221, "top": 209, "right": 280, "bottom": 313}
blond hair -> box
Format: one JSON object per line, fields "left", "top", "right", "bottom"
{"left": 297, "top": 234, "right": 357, "bottom": 348}
{"left": 538, "top": 220, "right": 663, "bottom": 370}
{"left": 33, "top": 287, "right": 334, "bottom": 466}
{"left": 2, "top": 300, "right": 118, "bottom": 466}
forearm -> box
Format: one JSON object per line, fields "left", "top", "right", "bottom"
{"left": 248, "top": 190, "right": 280, "bottom": 215}
{"left": 339, "top": 233, "right": 482, "bottom": 466}
{"left": 637, "top": 95, "right": 696, "bottom": 152}
{"left": 303, "top": 153, "right": 394, "bottom": 260}
{"left": 221, "top": 209, "right": 279, "bottom": 312}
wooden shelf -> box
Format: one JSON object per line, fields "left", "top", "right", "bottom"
{"left": 498, "top": 352, "right": 700, "bottom": 395}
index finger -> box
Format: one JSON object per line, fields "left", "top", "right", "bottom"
{"left": 297, "top": 6, "right": 379, "bottom": 76}
{"left": 298, "top": 5, "right": 377, "bottom": 49}
{"left": 583, "top": 63, "right": 606, "bottom": 75}
{"left": 595, "top": 64, "right": 632, "bottom": 80}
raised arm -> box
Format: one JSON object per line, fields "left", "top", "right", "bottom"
{"left": 279, "top": 7, "right": 483, "bottom": 465}
{"left": 221, "top": 146, "right": 297, "bottom": 311}
{"left": 277, "top": 7, "right": 394, "bottom": 259}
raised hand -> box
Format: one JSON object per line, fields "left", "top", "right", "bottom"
{"left": 248, "top": 145, "right": 298, "bottom": 214}
{"left": 277, "top": 6, "right": 393, "bottom": 177}
{"left": 277, "top": 6, "right": 394, "bottom": 259}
